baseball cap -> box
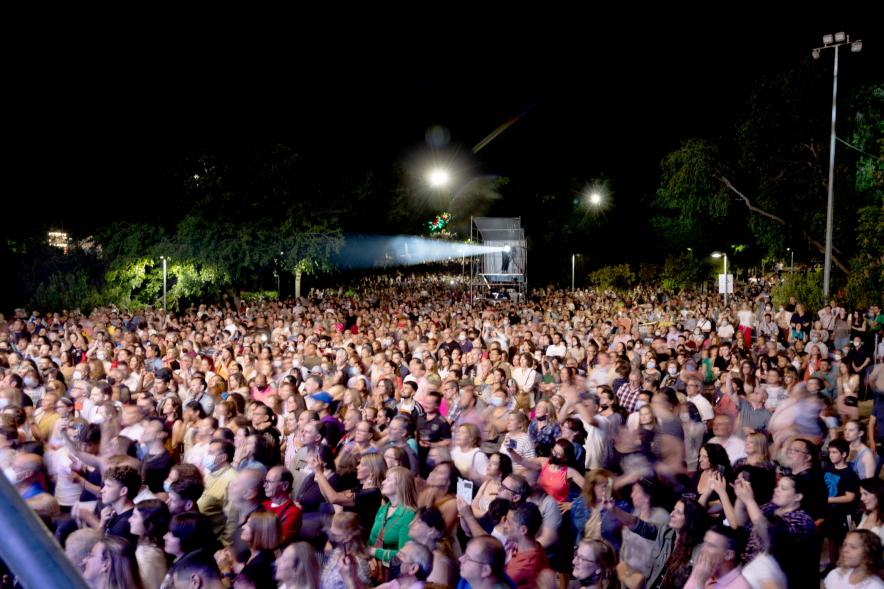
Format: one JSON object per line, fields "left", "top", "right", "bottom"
{"left": 309, "top": 391, "right": 333, "bottom": 405}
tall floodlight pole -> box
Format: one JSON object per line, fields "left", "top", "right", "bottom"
{"left": 813, "top": 32, "right": 862, "bottom": 297}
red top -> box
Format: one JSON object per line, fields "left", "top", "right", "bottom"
{"left": 262, "top": 499, "right": 302, "bottom": 546}
{"left": 538, "top": 462, "right": 569, "bottom": 503}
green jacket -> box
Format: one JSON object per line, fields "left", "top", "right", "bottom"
{"left": 368, "top": 502, "right": 415, "bottom": 563}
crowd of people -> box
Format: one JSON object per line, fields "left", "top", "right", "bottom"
{"left": 1, "top": 272, "right": 883, "bottom": 589}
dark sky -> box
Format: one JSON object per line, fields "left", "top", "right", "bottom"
{"left": 8, "top": 17, "right": 879, "bottom": 239}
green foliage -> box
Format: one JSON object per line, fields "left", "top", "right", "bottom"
{"left": 660, "top": 252, "right": 707, "bottom": 291}
{"left": 239, "top": 290, "right": 279, "bottom": 302}
{"left": 30, "top": 272, "right": 106, "bottom": 314}
{"left": 844, "top": 201, "right": 884, "bottom": 309}
{"left": 772, "top": 270, "right": 826, "bottom": 312}
{"left": 588, "top": 264, "right": 635, "bottom": 290}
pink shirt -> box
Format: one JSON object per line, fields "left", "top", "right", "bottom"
{"left": 685, "top": 567, "right": 752, "bottom": 589}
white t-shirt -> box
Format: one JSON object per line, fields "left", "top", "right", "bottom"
{"left": 688, "top": 394, "right": 715, "bottom": 422}
{"left": 451, "top": 447, "right": 488, "bottom": 482}
{"left": 824, "top": 567, "right": 884, "bottom": 589}
{"left": 743, "top": 553, "right": 787, "bottom": 589}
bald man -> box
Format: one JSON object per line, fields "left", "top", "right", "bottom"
{"left": 226, "top": 468, "right": 265, "bottom": 563}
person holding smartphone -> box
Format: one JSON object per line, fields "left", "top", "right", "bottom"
{"left": 499, "top": 412, "right": 535, "bottom": 469}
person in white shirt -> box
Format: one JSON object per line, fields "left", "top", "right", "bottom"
{"left": 686, "top": 377, "right": 715, "bottom": 423}
{"left": 707, "top": 415, "right": 747, "bottom": 466}
{"left": 824, "top": 529, "right": 884, "bottom": 589}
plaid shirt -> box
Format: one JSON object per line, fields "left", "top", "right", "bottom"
{"left": 617, "top": 382, "right": 642, "bottom": 413}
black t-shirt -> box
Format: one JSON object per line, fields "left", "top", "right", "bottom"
{"left": 417, "top": 413, "right": 451, "bottom": 444}
{"left": 796, "top": 466, "right": 830, "bottom": 521}
{"left": 823, "top": 464, "right": 860, "bottom": 520}
{"left": 104, "top": 507, "right": 137, "bottom": 548}
{"left": 345, "top": 486, "right": 382, "bottom": 542}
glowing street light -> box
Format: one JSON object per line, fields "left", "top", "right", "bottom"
{"left": 712, "top": 252, "right": 729, "bottom": 306}
{"left": 812, "top": 31, "right": 862, "bottom": 297}
{"left": 427, "top": 168, "right": 450, "bottom": 188}
{"left": 588, "top": 192, "right": 602, "bottom": 206}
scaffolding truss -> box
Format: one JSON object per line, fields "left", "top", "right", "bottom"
{"left": 470, "top": 216, "right": 527, "bottom": 304}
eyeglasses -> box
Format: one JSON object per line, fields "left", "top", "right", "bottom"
{"left": 499, "top": 482, "right": 517, "bottom": 495}
{"left": 787, "top": 447, "right": 808, "bottom": 455}
{"left": 574, "top": 554, "right": 598, "bottom": 564}
{"left": 461, "top": 554, "right": 488, "bottom": 566}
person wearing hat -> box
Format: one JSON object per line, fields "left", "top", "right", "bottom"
{"left": 308, "top": 392, "right": 343, "bottom": 448}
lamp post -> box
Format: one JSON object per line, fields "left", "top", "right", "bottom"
{"left": 160, "top": 256, "right": 167, "bottom": 314}
{"left": 813, "top": 31, "right": 862, "bottom": 297}
{"left": 787, "top": 247, "right": 794, "bottom": 274}
{"left": 712, "top": 252, "right": 728, "bottom": 307}
{"left": 571, "top": 254, "right": 577, "bottom": 291}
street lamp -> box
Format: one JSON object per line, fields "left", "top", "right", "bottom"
{"left": 712, "top": 252, "right": 729, "bottom": 306}
{"left": 786, "top": 247, "right": 794, "bottom": 274}
{"left": 159, "top": 256, "right": 168, "bottom": 313}
{"left": 813, "top": 31, "right": 862, "bottom": 297}
{"left": 571, "top": 254, "right": 581, "bottom": 291}
{"left": 427, "top": 168, "right": 450, "bottom": 189}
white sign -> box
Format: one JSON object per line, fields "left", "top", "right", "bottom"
{"left": 718, "top": 274, "right": 734, "bottom": 294}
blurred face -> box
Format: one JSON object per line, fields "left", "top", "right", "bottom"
{"left": 712, "top": 417, "right": 732, "bottom": 438}
{"left": 81, "top": 542, "right": 107, "bottom": 583}
{"left": 381, "top": 472, "right": 398, "bottom": 498}
{"left": 459, "top": 541, "right": 490, "bottom": 583}
{"left": 639, "top": 405, "right": 654, "bottom": 425}
{"left": 828, "top": 447, "right": 847, "bottom": 465}
{"left": 787, "top": 442, "right": 810, "bottom": 469}
{"left": 455, "top": 425, "right": 471, "bottom": 448}
{"left": 486, "top": 454, "right": 501, "bottom": 478}
{"left": 572, "top": 542, "right": 598, "bottom": 581}
{"left": 427, "top": 463, "right": 451, "bottom": 489}
{"left": 861, "top": 487, "right": 878, "bottom": 513}
{"left": 744, "top": 437, "right": 757, "bottom": 455}
{"left": 844, "top": 422, "right": 862, "bottom": 443}
{"left": 129, "top": 507, "right": 145, "bottom": 536}
{"left": 498, "top": 476, "right": 517, "bottom": 502}
{"left": 101, "top": 478, "right": 124, "bottom": 506}
{"left": 772, "top": 478, "right": 800, "bottom": 509}
{"left": 699, "top": 530, "right": 730, "bottom": 569}
{"left": 669, "top": 501, "right": 686, "bottom": 530}
{"left": 163, "top": 531, "right": 182, "bottom": 557}
{"left": 383, "top": 450, "right": 401, "bottom": 469}
{"left": 507, "top": 414, "right": 522, "bottom": 433}
{"left": 839, "top": 533, "right": 866, "bottom": 569}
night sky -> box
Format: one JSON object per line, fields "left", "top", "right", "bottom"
{"left": 8, "top": 18, "right": 879, "bottom": 244}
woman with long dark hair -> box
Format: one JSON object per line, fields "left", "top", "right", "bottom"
{"left": 608, "top": 497, "right": 709, "bottom": 589}
{"left": 129, "top": 499, "right": 170, "bottom": 589}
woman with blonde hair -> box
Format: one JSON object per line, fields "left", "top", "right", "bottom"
{"left": 369, "top": 466, "right": 418, "bottom": 574}
{"left": 218, "top": 511, "right": 279, "bottom": 588}
{"left": 451, "top": 423, "right": 488, "bottom": 485}
{"left": 276, "top": 541, "right": 320, "bottom": 589}
{"left": 81, "top": 535, "right": 144, "bottom": 589}
{"left": 321, "top": 511, "right": 372, "bottom": 589}
{"left": 313, "top": 451, "right": 386, "bottom": 539}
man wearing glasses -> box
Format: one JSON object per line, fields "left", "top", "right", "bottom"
{"left": 785, "top": 438, "right": 828, "bottom": 523}
{"left": 376, "top": 541, "right": 433, "bottom": 589}
{"left": 458, "top": 536, "right": 510, "bottom": 589}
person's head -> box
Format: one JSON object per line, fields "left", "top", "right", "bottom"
{"left": 130, "top": 499, "right": 171, "bottom": 547}
{"left": 241, "top": 511, "right": 280, "bottom": 552}
{"left": 455, "top": 423, "right": 481, "bottom": 450}
{"left": 630, "top": 477, "right": 658, "bottom": 510}
{"left": 669, "top": 497, "right": 705, "bottom": 532}
{"left": 101, "top": 465, "right": 141, "bottom": 509}
{"left": 859, "top": 478, "right": 884, "bottom": 520}
{"left": 274, "top": 542, "right": 319, "bottom": 589}
{"left": 170, "top": 550, "right": 224, "bottom": 589}
{"left": 205, "top": 439, "right": 234, "bottom": 472}
{"left": 64, "top": 528, "right": 102, "bottom": 573}
{"left": 262, "top": 465, "right": 293, "bottom": 502}
{"left": 506, "top": 411, "right": 528, "bottom": 434}
{"left": 164, "top": 512, "right": 214, "bottom": 557}
{"left": 699, "top": 525, "right": 742, "bottom": 573}
{"left": 581, "top": 469, "right": 615, "bottom": 506}
{"left": 81, "top": 536, "right": 140, "bottom": 589}
{"left": 228, "top": 468, "right": 264, "bottom": 512}
{"left": 408, "top": 506, "right": 445, "bottom": 547}
{"left": 459, "top": 536, "right": 507, "bottom": 586}
{"left": 843, "top": 420, "right": 866, "bottom": 444}
{"left": 549, "top": 438, "right": 575, "bottom": 468}
{"left": 711, "top": 414, "right": 734, "bottom": 439}
{"left": 498, "top": 473, "right": 530, "bottom": 505}
{"left": 485, "top": 452, "right": 512, "bottom": 481}
{"left": 356, "top": 452, "right": 386, "bottom": 488}
{"left": 380, "top": 465, "right": 418, "bottom": 508}
{"left": 698, "top": 443, "right": 732, "bottom": 479}
{"left": 382, "top": 445, "right": 409, "bottom": 470}
{"left": 328, "top": 511, "right": 363, "bottom": 547}
{"left": 743, "top": 432, "right": 770, "bottom": 460}
{"left": 561, "top": 417, "right": 587, "bottom": 444}
{"left": 167, "top": 475, "right": 204, "bottom": 515}
{"left": 392, "top": 541, "right": 434, "bottom": 582}
{"left": 839, "top": 530, "right": 883, "bottom": 574}
{"left": 786, "top": 438, "right": 816, "bottom": 472}
{"left": 502, "top": 501, "right": 542, "bottom": 543}
{"left": 426, "top": 460, "right": 459, "bottom": 494}
{"left": 772, "top": 475, "right": 805, "bottom": 511}
{"left": 572, "top": 538, "right": 618, "bottom": 588}
{"left": 828, "top": 438, "right": 851, "bottom": 465}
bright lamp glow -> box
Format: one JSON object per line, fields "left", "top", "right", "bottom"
{"left": 589, "top": 193, "right": 602, "bottom": 205}
{"left": 504, "top": 245, "right": 512, "bottom": 253}
{"left": 427, "top": 169, "right": 450, "bottom": 188}
{"left": 834, "top": 32, "right": 846, "bottom": 42}
{"left": 711, "top": 252, "right": 723, "bottom": 258}
{"left": 823, "top": 34, "right": 834, "bottom": 45}
{"left": 851, "top": 40, "right": 862, "bottom": 52}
